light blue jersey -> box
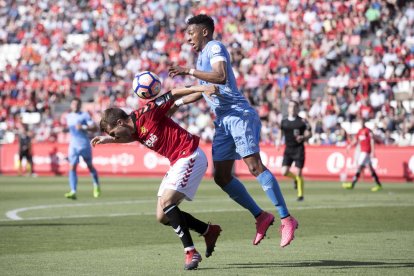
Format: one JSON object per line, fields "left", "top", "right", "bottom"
{"left": 66, "top": 112, "right": 94, "bottom": 165}
{"left": 197, "top": 40, "right": 253, "bottom": 117}
{"left": 197, "top": 40, "right": 261, "bottom": 161}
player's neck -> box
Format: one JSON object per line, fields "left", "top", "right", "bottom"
{"left": 200, "top": 37, "right": 212, "bottom": 51}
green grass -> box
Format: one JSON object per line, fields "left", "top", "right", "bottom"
{"left": 1, "top": 176, "right": 414, "bottom": 275}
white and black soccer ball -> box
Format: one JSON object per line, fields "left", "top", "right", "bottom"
{"left": 132, "top": 71, "right": 162, "bottom": 99}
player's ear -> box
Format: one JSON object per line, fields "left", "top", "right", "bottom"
{"left": 202, "top": 27, "right": 209, "bottom": 37}
{"left": 116, "top": 119, "right": 124, "bottom": 126}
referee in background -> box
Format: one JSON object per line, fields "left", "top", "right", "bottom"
{"left": 277, "top": 100, "right": 312, "bottom": 201}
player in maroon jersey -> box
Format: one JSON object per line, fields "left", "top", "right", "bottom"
{"left": 91, "top": 85, "right": 221, "bottom": 270}
{"left": 342, "top": 118, "right": 383, "bottom": 191}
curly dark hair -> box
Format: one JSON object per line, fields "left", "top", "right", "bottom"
{"left": 187, "top": 14, "right": 215, "bottom": 33}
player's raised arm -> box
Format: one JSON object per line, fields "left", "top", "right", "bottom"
{"left": 91, "top": 135, "right": 134, "bottom": 147}
{"left": 170, "top": 84, "right": 218, "bottom": 99}
{"left": 169, "top": 61, "right": 227, "bottom": 85}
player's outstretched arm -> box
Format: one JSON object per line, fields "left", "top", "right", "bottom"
{"left": 171, "top": 85, "right": 218, "bottom": 99}
{"left": 166, "top": 92, "right": 204, "bottom": 118}
{"left": 169, "top": 61, "right": 227, "bottom": 85}
{"left": 91, "top": 135, "right": 134, "bottom": 147}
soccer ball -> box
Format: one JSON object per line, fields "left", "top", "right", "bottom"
{"left": 132, "top": 71, "right": 162, "bottom": 99}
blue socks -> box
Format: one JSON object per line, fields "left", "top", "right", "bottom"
{"left": 257, "top": 170, "right": 289, "bottom": 218}
{"left": 69, "top": 167, "right": 99, "bottom": 193}
{"left": 222, "top": 178, "right": 262, "bottom": 217}
{"left": 90, "top": 168, "right": 99, "bottom": 187}
{"left": 69, "top": 170, "right": 77, "bottom": 193}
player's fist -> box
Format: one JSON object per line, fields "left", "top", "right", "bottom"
{"left": 91, "top": 136, "right": 113, "bottom": 147}
{"left": 168, "top": 66, "right": 189, "bottom": 77}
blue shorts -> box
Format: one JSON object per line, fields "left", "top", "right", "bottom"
{"left": 212, "top": 109, "right": 261, "bottom": 161}
{"left": 68, "top": 145, "right": 93, "bottom": 166}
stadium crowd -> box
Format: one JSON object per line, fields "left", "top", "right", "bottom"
{"left": 0, "top": 0, "right": 413, "bottom": 146}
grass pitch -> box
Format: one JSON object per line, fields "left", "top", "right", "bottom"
{"left": 0, "top": 176, "right": 413, "bottom": 275}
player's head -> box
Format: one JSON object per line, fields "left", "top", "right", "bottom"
{"left": 100, "top": 108, "right": 135, "bottom": 139}
{"left": 288, "top": 100, "right": 299, "bottom": 117}
{"left": 71, "top": 97, "right": 82, "bottom": 113}
{"left": 186, "top": 14, "right": 214, "bottom": 52}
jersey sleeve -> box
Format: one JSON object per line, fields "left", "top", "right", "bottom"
{"left": 280, "top": 119, "right": 286, "bottom": 131}
{"left": 303, "top": 119, "right": 312, "bottom": 132}
{"left": 84, "top": 112, "right": 95, "bottom": 126}
{"left": 138, "top": 92, "right": 174, "bottom": 121}
{"left": 208, "top": 42, "right": 227, "bottom": 65}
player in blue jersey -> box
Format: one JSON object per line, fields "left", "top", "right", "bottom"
{"left": 64, "top": 98, "right": 100, "bottom": 200}
{"left": 169, "top": 14, "right": 298, "bottom": 248}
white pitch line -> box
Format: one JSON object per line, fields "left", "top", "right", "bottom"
{"left": 4, "top": 199, "right": 156, "bottom": 221}
{"left": 2, "top": 201, "right": 414, "bottom": 222}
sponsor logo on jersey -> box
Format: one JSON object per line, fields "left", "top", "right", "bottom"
{"left": 140, "top": 126, "right": 148, "bottom": 135}
{"left": 144, "top": 133, "right": 158, "bottom": 148}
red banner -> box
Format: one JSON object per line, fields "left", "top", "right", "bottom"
{"left": 1, "top": 143, "right": 413, "bottom": 181}
{"left": 235, "top": 145, "right": 414, "bottom": 181}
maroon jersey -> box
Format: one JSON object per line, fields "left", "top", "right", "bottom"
{"left": 131, "top": 92, "right": 199, "bottom": 165}
{"left": 356, "top": 127, "right": 372, "bottom": 153}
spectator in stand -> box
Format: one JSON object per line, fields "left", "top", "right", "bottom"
{"left": 0, "top": 0, "right": 412, "bottom": 147}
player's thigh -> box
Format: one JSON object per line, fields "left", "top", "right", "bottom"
{"left": 214, "top": 159, "right": 235, "bottom": 184}
{"left": 282, "top": 149, "right": 294, "bottom": 168}
{"left": 26, "top": 154, "right": 33, "bottom": 164}
{"left": 158, "top": 189, "right": 186, "bottom": 209}
{"left": 19, "top": 152, "right": 25, "bottom": 162}
{"left": 212, "top": 120, "right": 239, "bottom": 161}
{"left": 357, "top": 152, "right": 370, "bottom": 167}
{"left": 158, "top": 148, "right": 208, "bottom": 201}
{"left": 227, "top": 111, "right": 261, "bottom": 158}
{"left": 294, "top": 147, "right": 305, "bottom": 169}
{"left": 68, "top": 147, "right": 80, "bottom": 166}
{"left": 79, "top": 146, "right": 93, "bottom": 165}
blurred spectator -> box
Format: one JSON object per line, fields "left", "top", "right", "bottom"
{"left": 0, "top": 0, "right": 412, "bottom": 146}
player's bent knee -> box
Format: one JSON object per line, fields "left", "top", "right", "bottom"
{"left": 156, "top": 213, "right": 169, "bottom": 224}
{"left": 213, "top": 174, "right": 232, "bottom": 187}
{"left": 158, "top": 197, "right": 176, "bottom": 209}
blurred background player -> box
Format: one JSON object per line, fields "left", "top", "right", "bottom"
{"left": 64, "top": 98, "right": 100, "bottom": 199}
{"left": 91, "top": 85, "right": 222, "bottom": 270}
{"left": 343, "top": 118, "right": 383, "bottom": 192}
{"left": 17, "top": 127, "right": 35, "bottom": 176}
{"left": 277, "top": 101, "right": 312, "bottom": 201}
{"left": 169, "top": 14, "right": 298, "bottom": 248}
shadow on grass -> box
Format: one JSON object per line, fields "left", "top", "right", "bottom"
{"left": 0, "top": 223, "right": 108, "bottom": 227}
{"left": 224, "top": 260, "right": 414, "bottom": 269}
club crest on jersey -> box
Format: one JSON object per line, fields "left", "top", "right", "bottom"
{"left": 211, "top": 44, "right": 221, "bottom": 54}
{"left": 140, "top": 126, "right": 148, "bottom": 135}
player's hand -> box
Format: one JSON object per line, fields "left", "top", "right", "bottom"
{"left": 91, "top": 136, "right": 114, "bottom": 147}
{"left": 168, "top": 66, "right": 189, "bottom": 78}
{"left": 203, "top": 85, "right": 220, "bottom": 98}
{"left": 296, "top": 135, "right": 304, "bottom": 143}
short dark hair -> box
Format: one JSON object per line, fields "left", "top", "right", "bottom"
{"left": 72, "top": 97, "right": 82, "bottom": 104}
{"left": 187, "top": 14, "right": 215, "bottom": 33}
{"left": 100, "top": 107, "right": 129, "bottom": 133}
